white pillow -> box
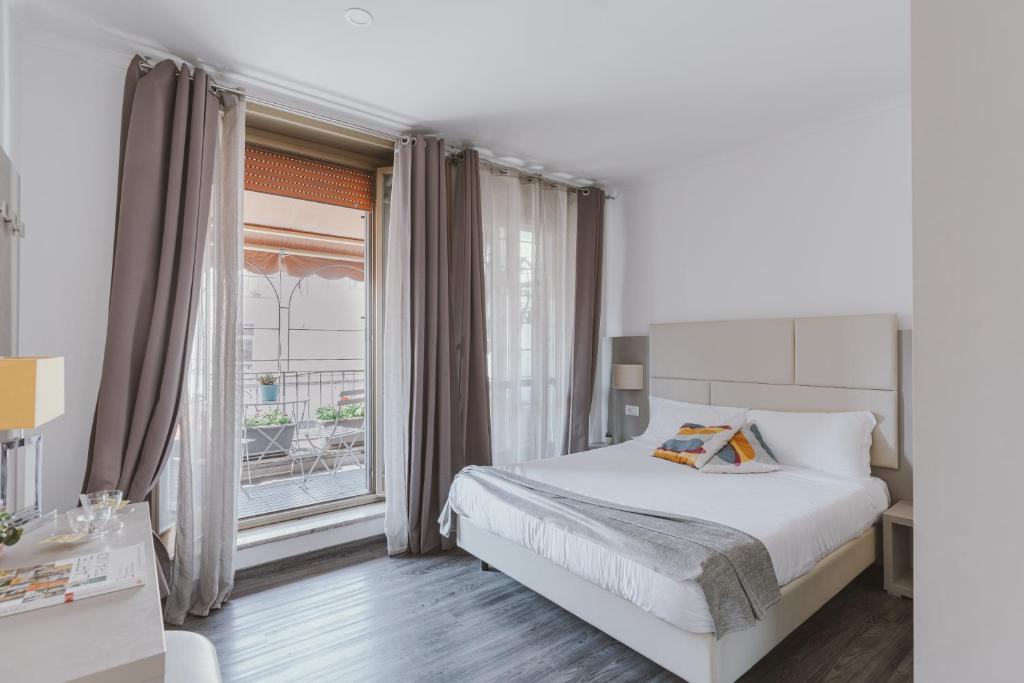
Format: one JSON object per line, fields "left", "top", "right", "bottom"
{"left": 748, "top": 409, "right": 876, "bottom": 479}
{"left": 638, "top": 397, "right": 747, "bottom": 446}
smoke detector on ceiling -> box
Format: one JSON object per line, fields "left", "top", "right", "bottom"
{"left": 345, "top": 8, "right": 374, "bottom": 27}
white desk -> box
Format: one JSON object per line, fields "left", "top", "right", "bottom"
{"left": 1, "top": 503, "right": 166, "bottom": 682}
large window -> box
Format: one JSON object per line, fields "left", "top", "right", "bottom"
{"left": 481, "top": 171, "right": 576, "bottom": 465}
{"left": 157, "top": 127, "right": 393, "bottom": 533}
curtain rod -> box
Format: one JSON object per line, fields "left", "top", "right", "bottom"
{"left": 473, "top": 157, "right": 601, "bottom": 197}
{"left": 137, "top": 56, "right": 246, "bottom": 100}
{"left": 424, "top": 142, "right": 611, "bottom": 197}
{"left": 137, "top": 56, "right": 613, "bottom": 199}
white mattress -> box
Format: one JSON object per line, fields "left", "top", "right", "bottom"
{"left": 447, "top": 437, "right": 890, "bottom": 634}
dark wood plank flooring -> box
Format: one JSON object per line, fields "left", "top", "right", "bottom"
{"left": 178, "top": 537, "right": 912, "bottom": 682}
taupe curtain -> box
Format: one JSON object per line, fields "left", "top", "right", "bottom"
{"left": 565, "top": 189, "right": 606, "bottom": 453}
{"left": 402, "top": 142, "right": 493, "bottom": 553}
{"left": 449, "top": 150, "right": 492, "bottom": 479}
{"left": 84, "top": 56, "right": 218, "bottom": 509}
{"left": 407, "top": 136, "right": 455, "bottom": 553}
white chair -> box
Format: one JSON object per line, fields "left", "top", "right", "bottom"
{"left": 329, "top": 390, "right": 366, "bottom": 475}
{"left": 292, "top": 418, "right": 324, "bottom": 481}
{"left": 303, "top": 390, "right": 365, "bottom": 484}
{"left": 165, "top": 631, "right": 222, "bottom": 682}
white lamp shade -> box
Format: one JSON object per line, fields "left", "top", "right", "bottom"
{"left": 611, "top": 363, "right": 644, "bottom": 390}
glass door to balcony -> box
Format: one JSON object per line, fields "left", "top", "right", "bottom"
{"left": 239, "top": 148, "right": 382, "bottom": 526}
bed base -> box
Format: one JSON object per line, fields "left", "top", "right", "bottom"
{"left": 457, "top": 518, "right": 877, "bottom": 683}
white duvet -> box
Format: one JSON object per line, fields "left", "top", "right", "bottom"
{"left": 446, "top": 437, "right": 889, "bottom": 634}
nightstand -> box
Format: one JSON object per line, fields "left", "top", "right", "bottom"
{"left": 883, "top": 500, "right": 913, "bottom": 598}
{"left": 586, "top": 442, "right": 611, "bottom": 450}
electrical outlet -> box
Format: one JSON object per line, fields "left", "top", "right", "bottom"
{"left": 625, "top": 404, "right": 640, "bottom": 417}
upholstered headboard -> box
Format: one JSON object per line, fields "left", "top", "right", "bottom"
{"left": 649, "top": 314, "right": 899, "bottom": 469}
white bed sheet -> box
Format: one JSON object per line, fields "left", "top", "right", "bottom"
{"left": 447, "top": 436, "right": 890, "bottom": 634}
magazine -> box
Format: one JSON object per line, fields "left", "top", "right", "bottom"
{"left": 0, "top": 543, "right": 145, "bottom": 617}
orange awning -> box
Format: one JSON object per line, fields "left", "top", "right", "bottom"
{"left": 243, "top": 224, "right": 365, "bottom": 282}
{"left": 243, "top": 251, "right": 364, "bottom": 282}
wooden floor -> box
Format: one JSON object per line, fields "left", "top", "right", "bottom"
{"left": 179, "top": 537, "right": 912, "bottom": 682}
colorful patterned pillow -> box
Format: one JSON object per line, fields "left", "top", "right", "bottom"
{"left": 699, "top": 422, "right": 781, "bottom": 474}
{"left": 653, "top": 423, "right": 740, "bottom": 468}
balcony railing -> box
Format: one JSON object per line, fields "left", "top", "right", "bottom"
{"left": 240, "top": 369, "right": 368, "bottom": 519}
{"left": 243, "top": 369, "right": 365, "bottom": 412}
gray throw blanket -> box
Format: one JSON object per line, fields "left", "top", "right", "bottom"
{"left": 439, "top": 466, "right": 781, "bottom": 638}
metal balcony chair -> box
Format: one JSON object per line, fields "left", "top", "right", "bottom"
{"left": 301, "top": 390, "right": 365, "bottom": 486}
{"left": 294, "top": 395, "right": 362, "bottom": 485}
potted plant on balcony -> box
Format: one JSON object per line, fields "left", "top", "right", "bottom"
{"left": 258, "top": 373, "right": 280, "bottom": 403}
{"left": 0, "top": 510, "right": 23, "bottom": 559}
{"left": 244, "top": 409, "right": 295, "bottom": 456}
{"left": 316, "top": 402, "right": 365, "bottom": 429}
{"left": 315, "top": 403, "right": 365, "bottom": 446}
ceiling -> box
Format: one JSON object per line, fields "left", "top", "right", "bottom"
{"left": 23, "top": 0, "right": 909, "bottom": 186}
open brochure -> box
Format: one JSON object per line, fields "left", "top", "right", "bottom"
{"left": 0, "top": 543, "right": 145, "bottom": 617}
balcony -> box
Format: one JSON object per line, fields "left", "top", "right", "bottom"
{"left": 240, "top": 369, "right": 370, "bottom": 521}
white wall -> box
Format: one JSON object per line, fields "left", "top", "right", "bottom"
{"left": 14, "top": 30, "right": 127, "bottom": 510}
{"left": 0, "top": 0, "right": 13, "bottom": 153}
{"left": 913, "top": 2, "right": 1024, "bottom": 680}
{"left": 618, "top": 102, "right": 912, "bottom": 334}
{"left": 613, "top": 102, "right": 914, "bottom": 499}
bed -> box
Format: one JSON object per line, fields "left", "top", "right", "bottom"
{"left": 447, "top": 314, "right": 899, "bottom": 683}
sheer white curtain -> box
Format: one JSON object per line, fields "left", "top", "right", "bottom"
{"left": 164, "top": 92, "right": 244, "bottom": 625}
{"left": 481, "top": 168, "right": 577, "bottom": 465}
{"left": 382, "top": 142, "right": 411, "bottom": 555}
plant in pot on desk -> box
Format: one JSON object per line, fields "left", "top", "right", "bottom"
{"left": 0, "top": 510, "right": 23, "bottom": 559}
{"left": 245, "top": 409, "right": 295, "bottom": 456}
{"left": 258, "top": 373, "right": 280, "bottom": 402}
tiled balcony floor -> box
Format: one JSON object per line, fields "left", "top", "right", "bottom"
{"left": 238, "top": 465, "right": 368, "bottom": 519}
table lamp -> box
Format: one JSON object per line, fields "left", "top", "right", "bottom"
{"left": 611, "top": 363, "right": 644, "bottom": 391}
{"left": 0, "top": 356, "right": 65, "bottom": 517}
